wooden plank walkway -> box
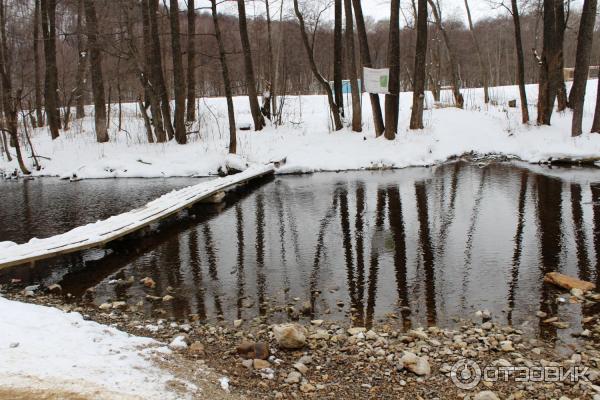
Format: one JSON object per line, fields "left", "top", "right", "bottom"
{"left": 0, "top": 164, "right": 275, "bottom": 270}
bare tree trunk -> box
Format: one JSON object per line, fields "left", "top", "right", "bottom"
{"left": 149, "top": 0, "right": 175, "bottom": 140}
{"left": 83, "top": 0, "right": 108, "bottom": 143}
{"left": 333, "top": 0, "right": 344, "bottom": 117}
{"left": 537, "top": 0, "right": 563, "bottom": 125}
{"left": 556, "top": 1, "right": 568, "bottom": 112}
{"left": 428, "top": 0, "right": 463, "bottom": 108}
{"left": 40, "top": 0, "right": 60, "bottom": 139}
{"left": 351, "top": 0, "right": 384, "bottom": 136}
{"left": 138, "top": 96, "right": 154, "bottom": 143}
{"left": 237, "top": 0, "right": 265, "bottom": 131}
{"left": 511, "top": 0, "right": 529, "bottom": 124}
{"left": 74, "top": 0, "right": 86, "bottom": 119}
{"left": 169, "top": 0, "right": 187, "bottom": 144}
{"left": 186, "top": 0, "right": 196, "bottom": 122}
{"left": 265, "top": 0, "right": 276, "bottom": 122}
{"left": 0, "top": 2, "right": 29, "bottom": 174}
{"left": 33, "top": 0, "right": 44, "bottom": 127}
{"left": 384, "top": 0, "right": 400, "bottom": 140}
{"left": 344, "top": 0, "right": 361, "bottom": 132}
{"left": 293, "top": 0, "right": 342, "bottom": 131}
{"left": 464, "top": 0, "right": 489, "bottom": 104}
{"left": 211, "top": 0, "right": 236, "bottom": 153}
{"left": 410, "top": 0, "right": 428, "bottom": 129}
{"left": 592, "top": 73, "right": 600, "bottom": 133}
{"left": 140, "top": 0, "right": 166, "bottom": 143}
{"left": 570, "top": 0, "right": 597, "bottom": 136}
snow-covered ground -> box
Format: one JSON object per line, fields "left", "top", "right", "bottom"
{"left": 0, "top": 295, "right": 198, "bottom": 399}
{"left": 2, "top": 80, "right": 600, "bottom": 179}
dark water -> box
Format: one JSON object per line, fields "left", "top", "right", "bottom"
{"left": 0, "top": 177, "right": 205, "bottom": 243}
{"left": 3, "top": 162, "right": 600, "bottom": 341}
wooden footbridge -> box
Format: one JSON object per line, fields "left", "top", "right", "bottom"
{"left": 0, "top": 164, "right": 275, "bottom": 270}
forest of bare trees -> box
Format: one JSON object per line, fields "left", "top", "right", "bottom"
{"left": 0, "top": 0, "right": 599, "bottom": 174}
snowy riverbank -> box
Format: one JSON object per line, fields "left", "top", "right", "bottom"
{"left": 0, "top": 295, "right": 197, "bottom": 399}
{"left": 2, "top": 81, "right": 600, "bottom": 179}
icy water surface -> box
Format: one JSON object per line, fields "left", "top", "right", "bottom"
{"left": 3, "top": 161, "right": 600, "bottom": 339}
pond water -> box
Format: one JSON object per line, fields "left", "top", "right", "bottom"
{"left": 2, "top": 161, "right": 600, "bottom": 341}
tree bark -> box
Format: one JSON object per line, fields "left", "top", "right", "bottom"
{"left": 237, "top": 0, "right": 265, "bottom": 131}
{"left": 511, "top": 0, "right": 529, "bottom": 124}
{"left": 428, "top": 0, "right": 463, "bottom": 108}
{"left": 139, "top": 0, "right": 166, "bottom": 143}
{"left": 351, "top": 0, "right": 384, "bottom": 136}
{"left": 464, "top": 0, "right": 489, "bottom": 104}
{"left": 592, "top": 75, "right": 600, "bottom": 133}
{"left": 410, "top": 0, "right": 428, "bottom": 129}
{"left": 537, "top": 0, "right": 563, "bottom": 125}
{"left": 333, "top": 0, "right": 344, "bottom": 117}
{"left": 169, "top": 0, "right": 187, "bottom": 144}
{"left": 265, "top": 0, "right": 276, "bottom": 122}
{"left": 149, "top": 0, "right": 175, "bottom": 140}
{"left": 33, "top": 0, "right": 44, "bottom": 127}
{"left": 0, "top": 1, "right": 29, "bottom": 174}
{"left": 40, "top": 0, "right": 60, "bottom": 139}
{"left": 384, "top": 0, "right": 400, "bottom": 140}
{"left": 293, "top": 0, "right": 342, "bottom": 131}
{"left": 74, "top": 0, "right": 86, "bottom": 119}
{"left": 344, "top": 0, "right": 361, "bottom": 132}
{"left": 83, "top": 0, "right": 108, "bottom": 143}
{"left": 556, "top": 1, "right": 568, "bottom": 112}
{"left": 186, "top": 0, "right": 196, "bottom": 122}
{"left": 570, "top": 0, "right": 597, "bottom": 136}
{"left": 211, "top": 0, "right": 237, "bottom": 153}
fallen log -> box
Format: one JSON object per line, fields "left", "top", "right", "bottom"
{"left": 543, "top": 272, "right": 596, "bottom": 292}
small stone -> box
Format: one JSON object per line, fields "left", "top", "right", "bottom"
{"left": 140, "top": 277, "right": 156, "bottom": 288}
{"left": 400, "top": 352, "right": 430, "bottom": 376}
{"left": 112, "top": 301, "right": 127, "bottom": 309}
{"left": 348, "top": 327, "right": 367, "bottom": 335}
{"left": 233, "top": 319, "right": 243, "bottom": 328}
{"left": 536, "top": 311, "right": 547, "bottom": 318}
{"left": 551, "top": 321, "right": 570, "bottom": 329}
{"left": 273, "top": 323, "right": 307, "bottom": 349}
{"left": 189, "top": 341, "right": 205, "bottom": 355}
{"left": 500, "top": 340, "right": 515, "bottom": 352}
{"left": 571, "top": 288, "right": 584, "bottom": 298}
{"left": 99, "top": 303, "right": 112, "bottom": 310}
{"left": 474, "top": 391, "right": 500, "bottom": 400}
{"left": 298, "top": 355, "right": 313, "bottom": 365}
{"left": 300, "top": 383, "right": 315, "bottom": 393}
{"left": 241, "top": 359, "right": 253, "bottom": 369}
{"left": 162, "top": 295, "right": 174, "bottom": 302}
{"left": 47, "top": 283, "right": 62, "bottom": 293}
{"left": 301, "top": 301, "right": 312, "bottom": 315}
{"left": 237, "top": 341, "right": 270, "bottom": 360}
{"left": 294, "top": 362, "right": 308, "bottom": 374}
{"left": 253, "top": 359, "right": 271, "bottom": 369}
{"left": 580, "top": 329, "right": 592, "bottom": 337}
{"left": 285, "top": 371, "right": 302, "bottom": 383}
{"left": 408, "top": 329, "right": 429, "bottom": 340}
{"left": 310, "top": 320, "right": 324, "bottom": 326}
{"left": 481, "top": 322, "right": 493, "bottom": 330}
{"left": 9, "top": 342, "right": 19, "bottom": 348}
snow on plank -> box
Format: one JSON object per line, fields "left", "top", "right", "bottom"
{"left": 0, "top": 164, "right": 274, "bottom": 269}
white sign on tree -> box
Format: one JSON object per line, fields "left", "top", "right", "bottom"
{"left": 363, "top": 67, "right": 389, "bottom": 94}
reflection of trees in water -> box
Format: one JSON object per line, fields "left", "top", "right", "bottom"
{"left": 572, "top": 183, "right": 591, "bottom": 282}
{"left": 535, "top": 174, "right": 563, "bottom": 340}
{"left": 235, "top": 204, "right": 245, "bottom": 319}
{"left": 255, "top": 193, "right": 266, "bottom": 316}
{"left": 507, "top": 171, "right": 528, "bottom": 325}
{"left": 203, "top": 223, "right": 223, "bottom": 318}
{"left": 387, "top": 185, "right": 411, "bottom": 330}
{"left": 415, "top": 181, "right": 437, "bottom": 326}
{"left": 593, "top": 184, "right": 600, "bottom": 286}
{"left": 189, "top": 227, "right": 206, "bottom": 320}
{"left": 461, "top": 168, "right": 488, "bottom": 310}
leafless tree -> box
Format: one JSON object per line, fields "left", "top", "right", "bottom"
{"left": 410, "top": 0, "right": 428, "bottom": 129}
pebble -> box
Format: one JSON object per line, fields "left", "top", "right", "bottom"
{"left": 474, "top": 391, "right": 500, "bottom": 400}
{"left": 285, "top": 371, "right": 302, "bottom": 384}
{"left": 294, "top": 362, "right": 308, "bottom": 374}
{"left": 253, "top": 359, "right": 271, "bottom": 369}
{"left": 273, "top": 323, "right": 307, "bottom": 349}
{"left": 234, "top": 319, "right": 243, "bottom": 328}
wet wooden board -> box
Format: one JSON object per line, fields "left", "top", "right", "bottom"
{"left": 0, "top": 164, "right": 275, "bottom": 270}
